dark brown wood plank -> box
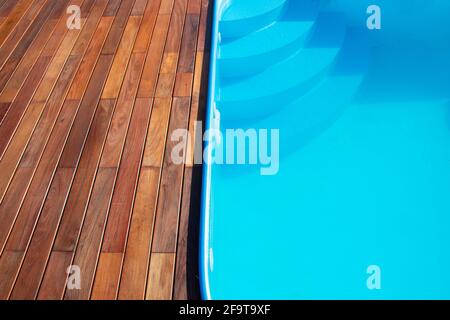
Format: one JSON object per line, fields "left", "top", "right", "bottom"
{"left": 0, "top": 0, "right": 34, "bottom": 47}
{"left": 133, "top": 0, "right": 161, "bottom": 53}
{"left": 101, "top": 0, "right": 136, "bottom": 55}
{"left": 101, "top": 97, "right": 153, "bottom": 253}
{"left": 0, "top": 0, "right": 48, "bottom": 69}
{"left": 0, "top": 0, "right": 60, "bottom": 92}
{"left": 0, "top": 0, "right": 68, "bottom": 103}
{"left": 0, "top": 0, "right": 89, "bottom": 202}
{"left": 0, "top": 1, "right": 17, "bottom": 18}
{"left": 0, "top": 0, "right": 108, "bottom": 264}
{"left": 8, "top": 18, "right": 114, "bottom": 300}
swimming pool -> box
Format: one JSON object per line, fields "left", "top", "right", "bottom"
{"left": 200, "top": 0, "right": 450, "bottom": 299}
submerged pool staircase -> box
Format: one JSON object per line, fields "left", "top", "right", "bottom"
{"left": 215, "top": 0, "right": 369, "bottom": 155}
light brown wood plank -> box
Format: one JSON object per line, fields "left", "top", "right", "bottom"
{"left": 91, "top": 252, "right": 123, "bottom": 300}
{"left": 142, "top": 97, "right": 172, "bottom": 167}
{"left": 102, "top": 16, "right": 141, "bottom": 99}
{"left": 146, "top": 252, "right": 175, "bottom": 300}
{"left": 137, "top": 8, "right": 172, "bottom": 98}
{"left": 132, "top": 0, "right": 161, "bottom": 53}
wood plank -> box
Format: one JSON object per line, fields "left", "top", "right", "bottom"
{"left": 137, "top": 10, "right": 172, "bottom": 97}
{"left": 9, "top": 168, "right": 73, "bottom": 300}
{"left": 100, "top": 53, "right": 146, "bottom": 168}
{"left": 0, "top": 1, "right": 17, "bottom": 18}
{"left": 0, "top": 1, "right": 89, "bottom": 203}
{"left": 173, "top": 72, "right": 193, "bottom": 97}
{"left": 0, "top": 0, "right": 34, "bottom": 47}
{"left": 50, "top": 26, "right": 150, "bottom": 301}
{"left": 131, "top": 0, "right": 147, "bottom": 16}
{"left": 0, "top": 60, "right": 79, "bottom": 253}
{"left": 37, "top": 251, "right": 72, "bottom": 300}
{"left": 101, "top": 0, "right": 136, "bottom": 55}
{"left": 173, "top": 166, "right": 201, "bottom": 299}
{"left": 146, "top": 253, "right": 175, "bottom": 300}
{"left": 102, "top": 97, "right": 153, "bottom": 253}
{"left": 0, "top": 0, "right": 108, "bottom": 256}
{"left": 0, "top": 251, "right": 22, "bottom": 300}
{"left": 0, "top": 0, "right": 62, "bottom": 93}
{"left": 118, "top": 167, "right": 160, "bottom": 299}
{"left": 151, "top": 97, "right": 191, "bottom": 253}
{"left": 101, "top": 16, "right": 141, "bottom": 99}
{"left": 90, "top": 252, "right": 123, "bottom": 300}
{"left": 0, "top": 0, "right": 68, "bottom": 103}
{"left": 103, "top": 0, "right": 121, "bottom": 17}
{"left": 62, "top": 167, "right": 117, "bottom": 300}
{"left": 177, "top": 13, "right": 199, "bottom": 73}
{"left": 164, "top": 0, "right": 188, "bottom": 54}
{"left": 0, "top": 0, "right": 48, "bottom": 69}
{"left": 142, "top": 97, "right": 172, "bottom": 167}
{"left": 0, "top": 0, "right": 111, "bottom": 299}
{"left": 66, "top": 17, "right": 115, "bottom": 101}
{"left": 0, "top": 55, "right": 52, "bottom": 158}
{"left": 131, "top": 0, "right": 160, "bottom": 55}
{"left": 53, "top": 99, "right": 114, "bottom": 253}
{"left": 11, "top": 85, "right": 115, "bottom": 299}
{"left": 92, "top": 98, "right": 152, "bottom": 298}
{"left": 196, "top": 0, "right": 211, "bottom": 53}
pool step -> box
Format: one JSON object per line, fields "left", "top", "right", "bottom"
{"left": 217, "top": 12, "right": 346, "bottom": 122}
{"left": 218, "top": 20, "right": 314, "bottom": 78}
{"left": 219, "top": 0, "right": 288, "bottom": 39}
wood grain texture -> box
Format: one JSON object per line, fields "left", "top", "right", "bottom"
{"left": 0, "top": 0, "right": 212, "bottom": 300}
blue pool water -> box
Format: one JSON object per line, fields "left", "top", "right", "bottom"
{"left": 200, "top": 0, "right": 450, "bottom": 299}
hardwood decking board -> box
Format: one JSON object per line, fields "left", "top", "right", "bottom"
{"left": 102, "top": 97, "right": 153, "bottom": 253}
{"left": 0, "top": 0, "right": 48, "bottom": 70}
{"left": 137, "top": 0, "right": 173, "bottom": 98}
{"left": 102, "top": 15, "right": 141, "bottom": 99}
{"left": 146, "top": 252, "right": 175, "bottom": 300}
{"left": 0, "top": 0, "right": 212, "bottom": 300}
{"left": 0, "top": 0, "right": 34, "bottom": 47}
{"left": 118, "top": 166, "right": 160, "bottom": 299}
{"left": 0, "top": 0, "right": 59, "bottom": 93}
{"left": 132, "top": 0, "right": 161, "bottom": 53}
{"left": 0, "top": 10, "right": 61, "bottom": 102}
{"left": 131, "top": 0, "right": 147, "bottom": 16}
{"left": 0, "top": 0, "right": 107, "bottom": 257}
{"left": 164, "top": 0, "right": 188, "bottom": 54}
{"left": 151, "top": 96, "right": 191, "bottom": 253}
{"left": 62, "top": 167, "right": 117, "bottom": 300}
{"left": 6, "top": 18, "right": 114, "bottom": 300}
{"left": 0, "top": 55, "right": 51, "bottom": 157}
{"left": 103, "top": 0, "right": 121, "bottom": 17}
{"left": 101, "top": 0, "right": 136, "bottom": 55}
{"left": 0, "top": 0, "right": 90, "bottom": 203}
{"left": 0, "top": 1, "right": 17, "bottom": 18}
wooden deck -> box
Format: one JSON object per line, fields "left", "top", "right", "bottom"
{"left": 0, "top": 0, "right": 210, "bottom": 300}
